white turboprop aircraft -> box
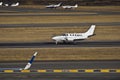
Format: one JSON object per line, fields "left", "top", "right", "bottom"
{"left": 0, "top": 2, "right": 3, "bottom": 6}
{"left": 11, "top": 2, "right": 19, "bottom": 7}
{"left": 4, "top": 2, "right": 19, "bottom": 7}
{"left": 62, "top": 4, "right": 78, "bottom": 9}
{"left": 0, "top": 52, "right": 37, "bottom": 70}
{"left": 46, "top": 2, "right": 62, "bottom": 8}
{"left": 52, "top": 25, "right": 96, "bottom": 44}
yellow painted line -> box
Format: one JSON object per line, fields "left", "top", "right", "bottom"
{"left": 37, "top": 70, "right": 46, "bottom": 72}
{"left": 54, "top": 69, "right": 62, "bottom": 72}
{"left": 85, "top": 69, "right": 94, "bottom": 73}
{"left": 21, "top": 70, "right": 30, "bottom": 73}
{"left": 116, "top": 69, "right": 120, "bottom": 73}
{"left": 4, "top": 70, "right": 14, "bottom": 73}
{"left": 69, "top": 69, "right": 78, "bottom": 72}
{"left": 101, "top": 69, "right": 110, "bottom": 73}
{"left": 2, "top": 69, "right": 120, "bottom": 73}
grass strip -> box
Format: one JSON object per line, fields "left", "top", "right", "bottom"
{"left": 0, "top": 15, "right": 119, "bottom": 24}
{"left": 0, "top": 47, "right": 119, "bottom": 61}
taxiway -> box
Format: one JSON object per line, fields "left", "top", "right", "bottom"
{"left": 0, "top": 41, "right": 120, "bottom": 48}
{"left": 0, "top": 61, "right": 120, "bottom": 80}
{"left": 0, "top": 22, "right": 120, "bottom": 28}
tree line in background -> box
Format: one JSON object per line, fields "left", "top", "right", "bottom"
{"left": 1, "top": 0, "right": 120, "bottom": 5}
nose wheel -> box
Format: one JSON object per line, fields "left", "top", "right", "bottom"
{"left": 55, "top": 41, "right": 58, "bottom": 44}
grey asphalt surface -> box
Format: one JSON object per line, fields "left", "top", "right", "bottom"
{"left": 0, "top": 13, "right": 98, "bottom": 16}
{"left": 0, "top": 22, "right": 120, "bottom": 28}
{"left": 0, "top": 7, "right": 120, "bottom": 16}
{"left": 0, "top": 73, "right": 120, "bottom": 80}
{"left": 0, "top": 61, "right": 120, "bottom": 80}
{"left": 0, "top": 41, "right": 120, "bottom": 48}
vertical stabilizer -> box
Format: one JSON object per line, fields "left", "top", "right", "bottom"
{"left": 57, "top": 2, "right": 62, "bottom": 6}
{"left": 84, "top": 25, "right": 96, "bottom": 36}
{"left": 75, "top": 4, "right": 78, "bottom": 7}
{"left": 24, "top": 52, "right": 38, "bottom": 70}
{"left": 0, "top": 2, "right": 3, "bottom": 6}
{"left": 11, "top": 2, "right": 19, "bottom": 7}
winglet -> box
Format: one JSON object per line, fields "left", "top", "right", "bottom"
{"left": 34, "top": 52, "right": 37, "bottom": 56}
{"left": 24, "top": 52, "right": 38, "bottom": 70}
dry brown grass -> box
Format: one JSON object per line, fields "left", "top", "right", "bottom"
{"left": 19, "top": 5, "right": 45, "bottom": 9}
{"left": 0, "top": 26, "right": 119, "bottom": 42}
{"left": 0, "top": 15, "right": 119, "bottom": 24}
{"left": 0, "top": 47, "right": 119, "bottom": 61}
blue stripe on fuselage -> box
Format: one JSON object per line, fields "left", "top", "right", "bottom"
{"left": 29, "top": 56, "right": 35, "bottom": 64}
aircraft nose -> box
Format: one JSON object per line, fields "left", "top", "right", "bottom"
{"left": 52, "top": 36, "right": 58, "bottom": 40}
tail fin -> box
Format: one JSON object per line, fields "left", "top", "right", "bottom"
{"left": 0, "top": 2, "right": 3, "bottom": 6}
{"left": 75, "top": 4, "right": 78, "bottom": 7}
{"left": 84, "top": 25, "right": 96, "bottom": 36}
{"left": 11, "top": 2, "right": 19, "bottom": 6}
{"left": 24, "top": 52, "right": 38, "bottom": 70}
{"left": 58, "top": 2, "right": 62, "bottom": 6}
{"left": 16, "top": 2, "right": 19, "bottom": 6}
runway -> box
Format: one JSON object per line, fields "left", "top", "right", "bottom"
{"left": 0, "top": 73, "right": 120, "bottom": 80}
{"left": 0, "top": 11, "right": 119, "bottom": 16}
{"left": 0, "top": 13, "right": 98, "bottom": 16}
{"left": 0, "top": 41, "right": 120, "bottom": 48}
